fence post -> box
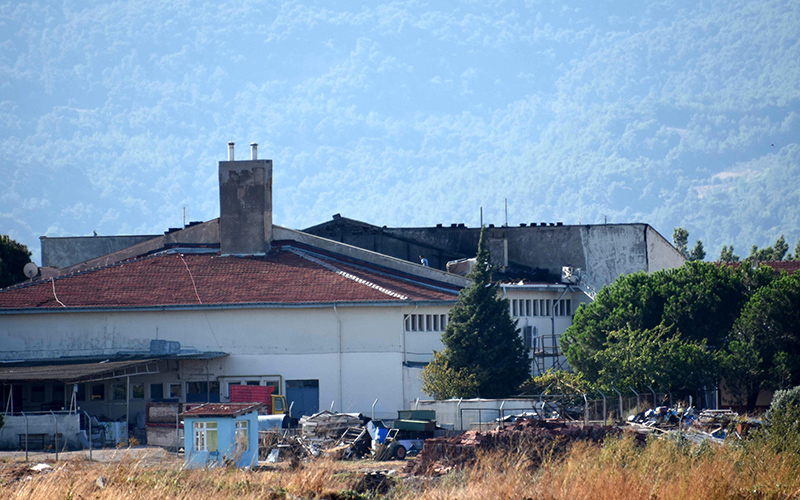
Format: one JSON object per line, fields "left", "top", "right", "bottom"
{"left": 630, "top": 388, "right": 639, "bottom": 415}
{"left": 612, "top": 387, "right": 623, "bottom": 422}
{"left": 171, "top": 404, "right": 180, "bottom": 457}
{"left": 50, "top": 410, "right": 58, "bottom": 461}
{"left": 647, "top": 385, "right": 657, "bottom": 409}
{"left": 21, "top": 411, "right": 28, "bottom": 461}
{"left": 83, "top": 411, "right": 93, "bottom": 461}
{"left": 582, "top": 393, "right": 588, "bottom": 426}
{"left": 597, "top": 390, "right": 607, "bottom": 426}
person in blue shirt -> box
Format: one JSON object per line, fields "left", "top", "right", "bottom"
{"left": 419, "top": 255, "right": 429, "bottom": 266}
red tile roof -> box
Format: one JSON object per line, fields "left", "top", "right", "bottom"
{"left": 0, "top": 244, "right": 459, "bottom": 310}
{"left": 180, "top": 403, "right": 263, "bottom": 418}
{"left": 723, "top": 260, "right": 800, "bottom": 275}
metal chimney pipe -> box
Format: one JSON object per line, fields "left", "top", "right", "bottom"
{"left": 227, "top": 141, "right": 235, "bottom": 161}
{"left": 250, "top": 142, "right": 258, "bottom": 160}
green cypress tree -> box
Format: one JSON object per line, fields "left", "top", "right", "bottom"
{"left": 438, "top": 226, "right": 530, "bottom": 398}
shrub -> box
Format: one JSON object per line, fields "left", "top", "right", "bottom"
{"left": 762, "top": 385, "right": 800, "bottom": 456}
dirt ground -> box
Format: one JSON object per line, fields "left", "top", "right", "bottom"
{"left": 0, "top": 445, "right": 408, "bottom": 473}
{"left": 0, "top": 446, "right": 183, "bottom": 467}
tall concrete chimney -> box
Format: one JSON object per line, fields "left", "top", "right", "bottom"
{"left": 219, "top": 145, "right": 272, "bottom": 256}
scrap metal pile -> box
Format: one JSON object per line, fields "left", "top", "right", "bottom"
{"left": 625, "top": 407, "right": 760, "bottom": 444}
{"left": 259, "top": 410, "right": 430, "bottom": 464}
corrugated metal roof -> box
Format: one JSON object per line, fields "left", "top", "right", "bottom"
{"left": 180, "top": 403, "right": 263, "bottom": 418}
{"left": 0, "top": 359, "right": 158, "bottom": 383}
{"left": 0, "top": 353, "right": 228, "bottom": 383}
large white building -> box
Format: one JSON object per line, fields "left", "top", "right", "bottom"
{"left": 0, "top": 146, "right": 468, "bottom": 438}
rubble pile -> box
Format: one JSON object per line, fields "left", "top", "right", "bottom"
{"left": 407, "top": 418, "right": 620, "bottom": 476}
{"left": 626, "top": 407, "right": 759, "bottom": 444}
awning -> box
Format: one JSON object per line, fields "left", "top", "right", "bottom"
{"left": 0, "top": 353, "right": 228, "bottom": 384}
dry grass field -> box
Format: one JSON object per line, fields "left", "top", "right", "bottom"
{"left": 1, "top": 435, "right": 798, "bottom": 499}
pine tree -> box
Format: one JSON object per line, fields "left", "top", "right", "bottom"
{"left": 426, "top": 226, "right": 530, "bottom": 398}
{"left": 689, "top": 240, "right": 706, "bottom": 261}
{"left": 719, "top": 245, "right": 740, "bottom": 262}
{"left": 673, "top": 227, "right": 689, "bottom": 259}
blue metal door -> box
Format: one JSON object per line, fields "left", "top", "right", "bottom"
{"left": 285, "top": 379, "right": 319, "bottom": 418}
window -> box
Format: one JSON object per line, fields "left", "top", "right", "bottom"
{"left": 132, "top": 384, "right": 144, "bottom": 400}
{"left": 31, "top": 384, "right": 45, "bottom": 403}
{"left": 404, "top": 313, "right": 449, "bottom": 332}
{"left": 112, "top": 384, "right": 126, "bottom": 401}
{"left": 186, "top": 381, "right": 221, "bottom": 403}
{"left": 194, "top": 421, "right": 218, "bottom": 452}
{"left": 235, "top": 420, "right": 249, "bottom": 451}
{"left": 525, "top": 300, "right": 531, "bottom": 317}
{"left": 77, "top": 383, "right": 86, "bottom": 401}
{"left": 150, "top": 383, "right": 163, "bottom": 400}
{"left": 91, "top": 384, "right": 105, "bottom": 401}
{"left": 523, "top": 326, "right": 537, "bottom": 349}
{"left": 512, "top": 300, "right": 518, "bottom": 316}
{"left": 169, "top": 383, "right": 181, "bottom": 399}
{"left": 532, "top": 300, "right": 538, "bottom": 316}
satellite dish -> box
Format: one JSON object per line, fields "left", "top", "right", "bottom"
{"left": 23, "top": 262, "right": 39, "bottom": 279}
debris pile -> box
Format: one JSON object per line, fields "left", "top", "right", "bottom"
{"left": 626, "top": 407, "right": 760, "bottom": 444}
{"left": 407, "top": 418, "right": 620, "bottom": 476}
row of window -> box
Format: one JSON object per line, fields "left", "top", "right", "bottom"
{"left": 510, "top": 298, "right": 572, "bottom": 318}
{"left": 76, "top": 381, "right": 220, "bottom": 402}
{"left": 404, "top": 313, "right": 449, "bottom": 332}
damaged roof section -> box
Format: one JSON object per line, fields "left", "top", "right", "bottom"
{"left": 180, "top": 403, "right": 264, "bottom": 418}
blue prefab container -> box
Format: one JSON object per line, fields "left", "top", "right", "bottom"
{"left": 180, "top": 403, "right": 263, "bottom": 468}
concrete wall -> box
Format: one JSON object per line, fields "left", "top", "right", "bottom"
{"left": 303, "top": 219, "right": 684, "bottom": 289}
{"left": 645, "top": 225, "right": 686, "bottom": 273}
{"left": 0, "top": 412, "right": 81, "bottom": 451}
{"left": 41, "top": 235, "right": 159, "bottom": 269}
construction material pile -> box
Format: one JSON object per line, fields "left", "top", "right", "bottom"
{"left": 407, "top": 418, "right": 620, "bottom": 476}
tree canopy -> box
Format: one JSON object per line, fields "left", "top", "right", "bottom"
{"left": 0, "top": 235, "right": 32, "bottom": 289}
{"left": 421, "top": 226, "right": 529, "bottom": 399}
{"left": 562, "top": 261, "right": 782, "bottom": 403}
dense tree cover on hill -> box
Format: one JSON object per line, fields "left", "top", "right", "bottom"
{"left": 421, "top": 226, "right": 529, "bottom": 399}
{"left": 0, "top": 235, "right": 32, "bottom": 289}
{"left": 562, "top": 261, "right": 797, "bottom": 409}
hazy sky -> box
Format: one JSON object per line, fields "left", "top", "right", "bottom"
{"left": 2, "top": 1, "right": 799, "bottom": 264}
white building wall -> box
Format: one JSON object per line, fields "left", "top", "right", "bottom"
{"left": 0, "top": 303, "right": 449, "bottom": 419}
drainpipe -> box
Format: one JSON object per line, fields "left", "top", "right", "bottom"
{"left": 402, "top": 304, "right": 419, "bottom": 410}
{"left": 457, "top": 398, "right": 463, "bottom": 431}
{"left": 550, "top": 288, "right": 570, "bottom": 370}
{"left": 333, "top": 305, "right": 342, "bottom": 413}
